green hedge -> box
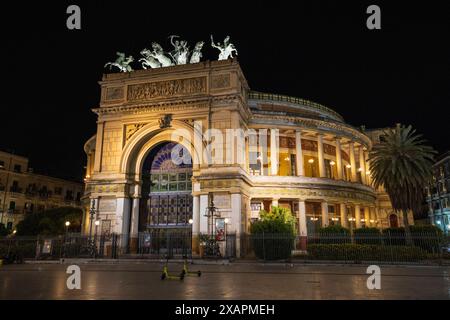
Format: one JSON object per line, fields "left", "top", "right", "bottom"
{"left": 307, "top": 243, "right": 429, "bottom": 261}
{"left": 0, "top": 242, "right": 36, "bottom": 263}
{"left": 381, "top": 226, "right": 443, "bottom": 252}
{"left": 410, "top": 225, "right": 443, "bottom": 253}
{"left": 382, "top": 227, "right": 406, "bottom": 246}
{"left": 311, "top": 225, "right": 351, "bottom": 244}
{"left": 354, "top": 228, "right": 382, "bottom": 245}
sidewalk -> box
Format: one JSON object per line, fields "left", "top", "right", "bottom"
{"left": 21, "top": 257, "right": 450, "bottom": 267}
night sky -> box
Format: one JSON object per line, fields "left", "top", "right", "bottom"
{"left": 1, "top": 1, "right": 449, "bottom": 182}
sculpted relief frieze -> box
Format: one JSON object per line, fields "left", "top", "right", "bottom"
{"left": 86, "top": 183, "right": 127, "bottom": 195}
{"left": 127, "top": 77, "right": 207, "bottom": 102}
{"left": 211, "top": 74, "right": 231, "bottom": 89}
{"left": 251, "top": 187, "right": 375, "bottom": 203}
{"left": 105, "top": 86, "right": 125, "bottom": 101}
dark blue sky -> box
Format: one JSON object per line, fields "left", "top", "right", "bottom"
{"left": 1, "top": 1, "right": 449, "bottom": 181}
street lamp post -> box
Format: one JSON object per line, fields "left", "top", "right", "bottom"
{"left": 329, "top": 161, "right": 336, "bottom": 179}
{"left": 94, "top": 219, "right": 100, "bottom": 248}
{"left": 203, "top": 194, "right": 221, "bottom": 257}
{"left": 308, "top": 158, "right": 315, "bottom": 177}
{"left": 65, "top": 221, "right": 70, "bottom": 234}
{"left": 89, "top": 199, "right": 96, "bottom": 240}
{"left": 94, "top": 219, "right": 100, "bottom": 236}
{"left": 224, "top": 217, "right": 230, "bottom": 241}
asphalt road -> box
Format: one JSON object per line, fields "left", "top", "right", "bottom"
{"left": 0, "top": 262, "right": 449, "bottom": 299}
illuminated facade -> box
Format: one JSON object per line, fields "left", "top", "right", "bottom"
{"left": 0, "top": 150, "right": 84, "bottom": 229}
{"left": 83, "top": 60, "right": 413, "bottom": 256}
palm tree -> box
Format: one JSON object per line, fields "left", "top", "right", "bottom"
{"left": 369, "top": 124, "right": 436, "bottom": 244}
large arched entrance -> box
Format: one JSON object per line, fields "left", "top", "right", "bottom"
{"left": 138, "top": 142, "right": 193, "bottom": 255}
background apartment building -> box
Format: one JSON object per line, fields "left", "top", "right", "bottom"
{"left": 0, "top": 150, "right": 84, "bottom": 230}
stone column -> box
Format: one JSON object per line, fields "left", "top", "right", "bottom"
{"left": 270, "top": 129, "right": 279, "bottom": 176}
{"left": 115, "top": 197, "right": 131, "bottom": 250}
{"left": 359, "top": 147, "right": 367, "bottom": 184}
{"left": 86, "top": 152, "right": 92, "bottom": 178}
{"left": 340, "top": 203, "right": 348, "bottom": 228}
{"left": 259, "top": 129, "right": 268, "bottom": 176}
{"left": 335, "top": 137, "right": 343, "bottom": 180}
{"left": 370, "top": 207, "right": 376, "bottom": 226}
{"left": 199, "top": 194, "right": 209, "bottom": 234}
{"left": 192, "top": 195, "right": 200, "bottom": 253}
{"left": 365, "top": 151, "right": 371, "bottom": 185}
{"left": 349, "top": 142, "right": 357, "bottom": 182}
{"left": 129, "top": 184, "right": 141, "bottom": 253}
{"left": 295, "top": 130, "right": 304, "bottom": 176}
{"left": 244, "top": 137, "right": 249, "bottom": 172}
{"left": 298, "top": 200, "right": 307, "bottom": 250}
{"left": 271, "top": 198, "right": 279, "bottom": 208}
{"left": 93, "top": 122, "right": 104, "bottom": 173}
{"left": 231, "top": 193, "right": 242, "bottom": 257}
{"left": 355, "top": 204, "right": 361, "bottom": 228}
{"left": 321, "top": 201, "right": 329, "bottom": 227}
{"left": 364, "top": 207, "right": 370, "bottom": 227}
{"left": 317, "top": 134, "right": 326, "bottom": 178}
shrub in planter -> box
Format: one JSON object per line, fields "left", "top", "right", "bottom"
{"left": 312, "top": 225, "right": 351, "bottom": 244}
{"left": 307, "top": 243, "right": 428, "bottom": 261}
{"left": 250, "top": 207, "right": 296, "bottom": 260}
{"left": 354, "top": 228, "right": 382, "bottom": 245}
{"left": 382, "top": 227, "right": 406, "bottom": 246}
{"left": 410, "top": 225, "right": 443, "bottom": 253}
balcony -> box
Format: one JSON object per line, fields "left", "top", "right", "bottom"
{"left": 5, "top": 208, "right": 24, "bottom": 215}
{"left": 9, "top": 187, "right": 23, "bottom": 194}
{"left": 249, "top": 175, "right": 376, "bottom": 202}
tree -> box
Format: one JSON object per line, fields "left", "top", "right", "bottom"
{"left": 250, "top": 206, "right": 296, "bottom": 260}
{"left": 259, "top": 206, "right": 296, "bottom": 227}
{"left": 0, "top": 223, "right": 11, "bottom": 237}
{"left": 15, "top": 207, "right": 83, "bottom": 236}
{"left": 369, "top": 124, "right": 436, "bottom": 244}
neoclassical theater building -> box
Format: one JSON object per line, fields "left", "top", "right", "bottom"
{"left": 82, "top": 59, "right": 413, "bottom": 256}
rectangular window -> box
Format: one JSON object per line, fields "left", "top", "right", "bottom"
{"left": 9, "top": 201, "right": 15, "bottom": 210}
{"left": 13, "top": 164, "right": 21, "bottom": 173}
{"left": 10, "top": 181, "right": 21, "bottom": 193}
{"left": 0, "top": 160, "right": 5, "bottom": 169}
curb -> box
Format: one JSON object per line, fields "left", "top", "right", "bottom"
{"left": 21, "top": 258, "right": 450, "bottom": 267}
{"left": 24, "top": 258, "right": 232, "bottom": 265}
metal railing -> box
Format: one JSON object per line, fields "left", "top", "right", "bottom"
{"left": 248, "top": 91, "right": 344, "bottom": 122}
{"left": 2, "top": 232, "right": 447, "bottom": 264}
{"left": 240, "top": 232, "right": 449, "bottom": 264}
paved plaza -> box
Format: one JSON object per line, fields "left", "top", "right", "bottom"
{"left": 0, "top": 262, "right": 449, "bottom": 299}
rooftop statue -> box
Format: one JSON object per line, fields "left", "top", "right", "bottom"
{"left": 211, "top": 35, "right": 238, "bottom": 60}
{"left": 139, "top": 48, "right": 162, "bottom": 69}
{"left": 151, "top": 42, "right": 174, "bottom": 67}
{"left": 169, "top": 35, "right": 190, "bottom": 65}
{"left": 104, "top": 52, "right": 134, "bottom": 72}
{"left": 189, "top": 41, "right": 204, "bottom": 64}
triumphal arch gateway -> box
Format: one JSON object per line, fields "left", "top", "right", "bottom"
{"left": 82, "top": 59, "right": 412, "bottom": 256}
